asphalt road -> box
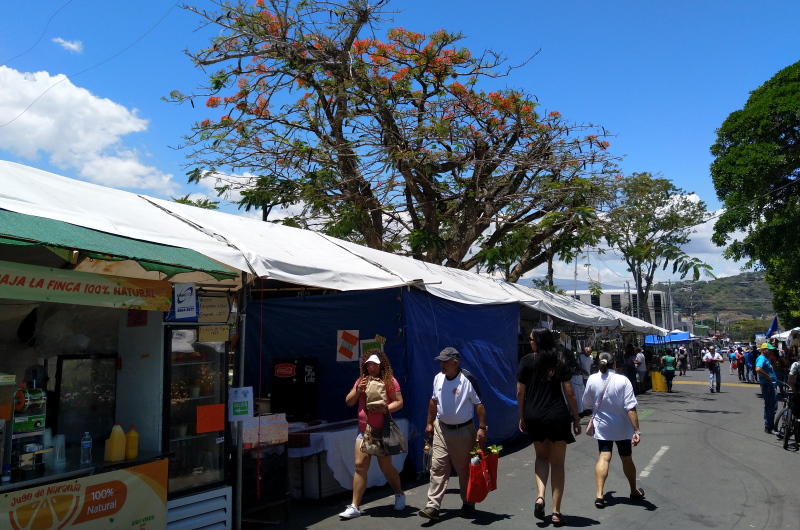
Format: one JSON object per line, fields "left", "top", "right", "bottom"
{"left": 258, "top": 368, "right": 799, "bottom": 529}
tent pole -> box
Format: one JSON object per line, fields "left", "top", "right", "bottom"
{"left": 234, "top": 275, "right": 248, "bottom": 530}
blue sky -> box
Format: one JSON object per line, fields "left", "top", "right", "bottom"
{"left": 1, "top": 0, "right": 798, "bottom": 284}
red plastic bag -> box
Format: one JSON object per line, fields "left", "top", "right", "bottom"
{"left": 466, "top": 450, "right": 490, "bottom": 503}
{"left": 485, "top": 452, "right": 498, "bottom": 491}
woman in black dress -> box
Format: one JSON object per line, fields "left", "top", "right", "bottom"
{"left": 517, "top": 328, "right": 582, "bottom": 527}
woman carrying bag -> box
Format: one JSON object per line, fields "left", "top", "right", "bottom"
{"left": 582, "top": 352, "right": 644, "bottom": 509}
{"left": 661, "top": 350, "right": 677, "bottom": 393}
{"left": 340, "top": 350, "right": 405, "bottom": 519}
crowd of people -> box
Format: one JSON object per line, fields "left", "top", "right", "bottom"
{"left": 339, "top": 332, "right": 645, "bottom": 525}
{"left": 338, "top": 333, "right": 796, "bottom": 524}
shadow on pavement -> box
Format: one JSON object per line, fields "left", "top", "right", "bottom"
{"left": 604, "top": 490, "right": 657, "bottom": 512}
{"left": 684, "top": 409, "right": 740, "bottom": 414}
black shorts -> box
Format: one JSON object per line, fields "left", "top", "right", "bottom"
{"left": 597, "top": 439, "right": 632, "bottom": 457}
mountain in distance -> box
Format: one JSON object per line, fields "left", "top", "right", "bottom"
{"left": 518, "top": 277, "right": 623, "bottom": 292}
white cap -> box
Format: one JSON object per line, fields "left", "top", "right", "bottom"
{"left": 365, "top": 354, "right": 381, "bottom": 365}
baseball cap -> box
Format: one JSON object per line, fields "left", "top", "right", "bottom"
{"left": 365, "top": 354, "right": 381, "bottom": 365}
{"left": 434, "top": 347, "right": 460, "bottom": 361}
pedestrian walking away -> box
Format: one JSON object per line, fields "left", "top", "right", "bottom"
{"left": 728, "top": 349, "right": 736, "bottom": 375}
{"left": 634, "top": 347, "right": 647, "bottom": 395}
{"left": 755, "top": 343, "right": 779, "bottom": 435}
{"left": 419, "top": 347, "right": 486, "bottom": 521}
{"left": 339, "top": 350, "right": 405, "bottom": 519}
{"left": 703, "top": 345, "right": 723, "bottom": 393}
{"left": 677, "top": 347, "right": 688, "bottom": 376}
{"left": 516, "top": 328, "right": 581, "bottom": 527}
{"left": 661, "top": 350, "right": 676, "bottom": 392}
{"left": 744, "top": 347, "right": 756, "bottom": 382}
{"left": 735, "top": 347, "right": 746, "bottom": 381}
{"left": 582, "top": 352, "right": 645, "bottom": 509}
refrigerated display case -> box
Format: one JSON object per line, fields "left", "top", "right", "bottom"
{"left": 165, "top": 327, "right": 228, "bottom": 497}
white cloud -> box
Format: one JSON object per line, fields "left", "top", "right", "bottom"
{"left": 524, "top": 208, "right": 748, "bottom": 285}
{"left": 0, "top": 66, "right": 177, "bottom": 193}
{"left": 51, "top": 38, "right": 83, "bottom": 53}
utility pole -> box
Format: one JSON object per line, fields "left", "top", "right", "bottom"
{"left": 573, "top": 257, "right": 578, "bottom": 299}
{"left": 626, "top": 281, "right": 633, "bottom": 316}
{"left": 668, "top": 279, "right": 674, "bottom": 330}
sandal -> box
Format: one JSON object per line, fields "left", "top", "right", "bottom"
{"left": 595, "top": 497, "right": 606, "bottom": 509}
{"left": 534, "top": 496, "right": 545, "bottom": 520}
{"left": 552, "top": 512, "right": 567, "bottom": 527}
{"left": 630, "top": 487, "right": 645, "bottom": 500}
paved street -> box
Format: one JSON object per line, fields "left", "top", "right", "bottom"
{"left": 263, "top": 368, "right": 798, "bottom": 529}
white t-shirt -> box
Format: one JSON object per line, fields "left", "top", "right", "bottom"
{"left": 703, "top": 351, "right": 723, "bottom": 368}
{"left": 579, "top": 354, "right": 594, "bottom": 377}
{"left": 635, "top": 352, "right": 646, "bottom": 373}
{"left": 432, "top": 371, "right": 481, "bottom": 425}
{"left": 582, "top": 370, "right": 638, "bottom": 441}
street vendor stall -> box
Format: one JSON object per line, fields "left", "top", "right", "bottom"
{"left": 0, "top": 210, "right": 239, "bottom": 529}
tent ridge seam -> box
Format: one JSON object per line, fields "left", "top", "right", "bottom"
{"left": 137, "top": 195, "right": 257, "bottom": 276}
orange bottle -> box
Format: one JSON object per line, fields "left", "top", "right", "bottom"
{"left": 125, "top": 425, "right": 139, "bottom": 460}
{"left": 104, "top": 424, "right": 126, "bottom": 462}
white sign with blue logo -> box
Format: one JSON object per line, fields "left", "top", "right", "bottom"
{"left": 174, "top": 283, "right": 197, "bottom": 319}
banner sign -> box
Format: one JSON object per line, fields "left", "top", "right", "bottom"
{"left": 0, "top": 261, "right": 172, "bottom": 311}
{"left": 1, "top": 459, "right": 167, "bottom": 529}
{"left": 336, "top": 330, "right": 359, "bottom": 362}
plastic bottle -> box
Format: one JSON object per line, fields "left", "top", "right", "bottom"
{"left": 125, "top": 425, "right": 139, "bottom": 460}
{"left": 80, "top": 432, "right": 92, "bottom": 464}
{"left": 104, "top": 424, "right": 126, "bottom": 462}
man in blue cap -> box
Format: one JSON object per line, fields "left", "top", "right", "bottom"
{"left": 755, "top": 342, "right": 778, "bottom": 435}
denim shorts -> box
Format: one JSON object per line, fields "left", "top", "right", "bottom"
{"left": 597, "top": 439, "right": 633, "bottom": 457}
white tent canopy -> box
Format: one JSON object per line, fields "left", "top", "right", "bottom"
{"left": 1, "top": 161, "right": 667, "bottom": 335}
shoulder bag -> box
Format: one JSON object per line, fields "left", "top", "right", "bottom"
{"left": 382, "top": 409, "right": 407, "bottom": 455}
{"left": 586, "top": 374, "right": 613, "bottom": 436}
{"left": 360, "top": 409, "right": 386, "bottom": 456}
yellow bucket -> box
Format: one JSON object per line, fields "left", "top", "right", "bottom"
{"left": 651, "top": 372, "right": 668, "bottom": 392}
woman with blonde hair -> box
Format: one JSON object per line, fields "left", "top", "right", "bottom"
{"left": 339, "top": 349, "right": 405, "bottom": 518}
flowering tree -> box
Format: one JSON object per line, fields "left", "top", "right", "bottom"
{"left": 170, "top": 0, "right": 619, "bottom": 281}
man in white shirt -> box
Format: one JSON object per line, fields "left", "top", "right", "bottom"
{"left": 633, "top": 348, "right": 647, "bottom": 394}
{"left": 703, "top": 345, "right": 724, "bottom": 393}
{"left": 419, "top": 347, "right": 486, "bottom": 521}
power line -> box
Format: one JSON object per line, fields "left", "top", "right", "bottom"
{"left": 0, "top": 2, "right": 180, "bottom": 128}
{"left": 1, "top": 0, "right": 75, "bottom": 65}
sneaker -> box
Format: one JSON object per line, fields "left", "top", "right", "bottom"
{"left": 418, "top": 507, "right": 440, "bottom": 520}
{"left": 394, "top": 493, "right": 406, "bottom": 511}
{"left": 340, "top": 504, "right": 361, "bottom": 519}
{"left": 710, "top": 388, "right": 714, "bottom": 393}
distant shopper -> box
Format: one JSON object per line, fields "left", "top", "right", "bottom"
{"left": 744, "top": 347, "right": 756, "bottom": 382}
{"left": 580, "top": 347, "right": 595, "bottom": 383}
{"left": 755, "top": 343, "right": 778, "bottom": 435}
{"left": 735, "top": 348, "right": 746, "bottom": 381}
{"left": 703, "top": 345, "right": 723, "bottom": 393}
{"left": 677, "top": 347, "right": 688, "bottom": 376}
{"left": 419, "top": 347, "right": 486, "bottom": 521}
{"left": 340, "top": 350, "right": 405, "bottom": 519}
{"left": 582, "top": 352, "right": 645, "bottom": 509}
{"left": 661, "top": 350, "right": 676, "bottom": 393}
{"left": 634, "top": 347, "right": 647, "bottom": 394}
{"left": 728, "top": 349, "right": 737, "bottom": 375}
{"left": 517, "top": 328, "right": 581, "bottom": 527}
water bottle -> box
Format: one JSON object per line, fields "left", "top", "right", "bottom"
{"left": 80, "top": 432, "right": 92, "bottom": 464}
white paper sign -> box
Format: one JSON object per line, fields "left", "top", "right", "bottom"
{"left": 228, "top": 386, "right": 254, "bottom": 421}
{"left": 337, "top": 329, "right": 360, "bottom": 362}
{"left": 174, "top": 283, "right": 197, "bottom": 319}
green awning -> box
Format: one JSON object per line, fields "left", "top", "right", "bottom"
{"left": 0, "top": 210, "right": 237, "bottom": 280}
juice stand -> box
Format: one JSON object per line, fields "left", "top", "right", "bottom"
{"left": 0, "top": 210, "right": 240, "bottom": 529}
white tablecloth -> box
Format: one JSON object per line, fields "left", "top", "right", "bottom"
{"left": 289, "top": 419, "right": 409, "bottom": 489}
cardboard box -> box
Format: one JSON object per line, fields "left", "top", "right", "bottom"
{"left": 242, "top": 413, "right": 288, "bottom": 447}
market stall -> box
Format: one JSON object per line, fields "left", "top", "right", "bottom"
{"left": 0, "top": 212, "right": 239, "bottom": 529}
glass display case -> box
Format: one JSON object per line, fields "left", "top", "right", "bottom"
{"left": 165, "top": 327, "right": 228, "bottom": 497}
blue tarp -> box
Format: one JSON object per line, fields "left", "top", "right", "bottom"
{"left": 645, "top": 331, "right": 691, "bottom": 345}
{"left": 402, "top": 289, "right": 522, "bottom": 465}
{"left": 244, "top": 287, "right": 522, "bottom": 471}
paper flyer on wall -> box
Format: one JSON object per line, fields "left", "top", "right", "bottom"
{"left": 337, "top": 330, "right": 359, "bottom": 362}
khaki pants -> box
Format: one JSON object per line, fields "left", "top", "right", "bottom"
{"left": 425, "top": 419, "right": 477, "bottom": 509}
